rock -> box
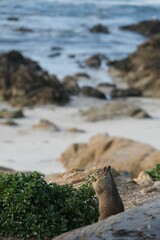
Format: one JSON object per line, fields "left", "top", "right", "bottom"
{"left": 51, "top": 47, "right": 63, "bottom": 51}
{"left": 63, "top": 76, "right": 80, "bottom": 95}
{"left": 85, "top": 55, "right": 101, "bottom": 68}
{"left": 0, "top": 109, "right": 24, "bottom": 119}
{"left": 48, "top": 53, "right": 61, "bottom": 58}
{"left": 90, "top": 24, "right": 109, "bottom": 34}
{"left": 68, "top": 54, "right": 76, "bottom": 58}
{"left": 67, "top": 128, "right": 86, "bottom": 133}
{"left": 0, "top": 166, "right": 14, "bottom": 173}
{"left": 33, "top": 119, "right": 59, "bottom": 132}
{"left": 97, "top": 82, "right": 116, "bottom": 88}
{"left": 54, "top": 197, "right": 160, "bottom": 240}
{"left": 7, "top": 16, "right": 19, "bottom": 21}
{"left": 111, "top": 88, "right": 142, "bottom": 98}
{"left": 0, "top": 120, "right": 18, "bottom": 126}
{"left": 59, "top": 134, "right": 160, "bottom": 177}
{"left": 109, "top": 34, "right": 160, "bottom": 98}
{"left": 74, "top": 72, "right": 91, "bottom": 79}
{"left": 46, "top": 167, "right": 156, "bottom": 211}
{"left": 15, "top": 27, "right": 34, "bottom": 33}
{"left": 121, "top": 19, "right": 160, "bottom": 37}
{"left": 0, "top": 50, "right": 69, "bottom": 106}
{"left": 80, "top": 100, "right": 150, "bottom": 121}
{"left": 81, "top": 86, "right": 106, "bottom": 99}
{"left": 135, "top": 171, "right": 154, "bottom": 187}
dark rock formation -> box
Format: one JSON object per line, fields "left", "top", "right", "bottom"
{"left": 0, "top": 50, "right": 69, "bottom": 106}
{"left": 85, "top": 55, "right": 101, "bottom": 68}
{"left": 63, "top": 76, "right": 80, "bottom": 95}
{"left": 121, "top": 19, "right": 160, "bottom": 37}
{"left": 109, "top": 34, "right": 160, "bottom": 97}
{"left": 15, "top": 27, "right": 34, "bottom": 33}
{"left": 90, "top": 24, "right": 109, "bottom": 34}
{"left": 111, "top": 88, "right": 142, "bottom": 98}
{"left": 81, "top": 86, "right": 106, "bottom": 99}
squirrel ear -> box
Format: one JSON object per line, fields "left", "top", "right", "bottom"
{"left": 103, "top": 167, "right": 107, "bottom": 173}
{"left": 108, "top": 166, "right": 111, "bottom": 171}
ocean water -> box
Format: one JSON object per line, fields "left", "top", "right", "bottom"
{"left": 0, "top": 0, "right": 160, "bottom": 85}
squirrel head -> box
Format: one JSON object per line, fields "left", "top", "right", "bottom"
{"left": 94, "top": 166, "right": 111, "bottom": 180}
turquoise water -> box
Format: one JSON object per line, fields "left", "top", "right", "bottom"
{"left": 0, "top": 0, "right": 160, "bottom": 83}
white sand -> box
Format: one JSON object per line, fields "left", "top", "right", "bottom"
{"left": 0, "top": 97, "right": 160, "bottom": 174}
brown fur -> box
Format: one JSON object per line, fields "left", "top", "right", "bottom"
{"left": 92, "top": 166, "right": 124, "bottom": 221}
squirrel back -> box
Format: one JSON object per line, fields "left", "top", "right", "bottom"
{"left": 92, "top": 166, "right": 124, "bottom": 221}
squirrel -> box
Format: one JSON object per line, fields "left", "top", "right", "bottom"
{"left": 92, "top": 166, "right": 124, "bottom": 221}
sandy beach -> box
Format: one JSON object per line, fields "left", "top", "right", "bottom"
{"left": 0, "top": 96, "right": 160, "bottom": 174}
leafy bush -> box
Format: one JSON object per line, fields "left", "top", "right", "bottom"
{"left": 147, "top": 164, "right": 160, "bottom": 181}
{"left": 0, "top": 172, "right": 98, "bottom": 239}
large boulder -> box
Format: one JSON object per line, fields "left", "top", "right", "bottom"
{"left": 0, "top": 51, "right": 69, "bottom": 106}
{"left": 109, "top": 34, "right": 160, "bottom": 98}
{"left": 54, "top": 196, "right": 160, "bottom": 240}
{"left": 121, "top": 19, "right": 160, "bottom": 37}
{"left": 59, "top": 134, "right": 160, "bottom": 177}
{"left": 80, "top": 100, "right": 150, "bottom": 121}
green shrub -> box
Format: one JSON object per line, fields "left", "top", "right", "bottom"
{"left": 0, "top": 172, "right": 98, "bottom": 239}
{"left": 147, "top": 164, "right": 160, "bottom": 181}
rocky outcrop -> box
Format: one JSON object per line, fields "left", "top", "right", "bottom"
{"left": 90, "top": 24, "right": 109, "bottom": 34}
{"left": 33, "top": 119, "right": 59, "bottom": 132}
{"left": 80, "top": 100, "right": 150, "bottom": 121}
{"left": 109, "top": 34, "right": 160, "bottom": 98}
{"left": 81, "top": 86, "right": 106, "bottom": 99}
{"left": 63, "top": 76, "right": 80, "bottom": 95}
{"left": 85, "top": 55, "right": 101, "bottom": 68}
{"left": 0, "top": 51, "right": 69, "bottom": 106}
{"left": 53, "top": 196, "right": 160, "bottom": 240}
{"left": 59, "top": 134, "right": 160, "bottom": 177}
{"left": 121, "top": 19, "right": 160, "bottom": 37}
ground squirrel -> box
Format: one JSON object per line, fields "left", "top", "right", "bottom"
{"left": 92, "top": 166, "right": 124, "bottom": 221}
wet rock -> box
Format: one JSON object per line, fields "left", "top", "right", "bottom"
{"left": 0, "top": 120, "right": 18, "bottom": 126}
{"left": 111, "top": 88, "right": 142, "bottom": 98}
{"left": 48, "top": 53, "right": 61, "bottom": 58}
{"left": 68, "top": 54, "right": 76, "bottom": 58}
{"left": 51, "top": 47, "right": 63, "bottom": 51}
{"left": 0, "top": 109, "right": 24, "bottom": 119}
{"left": 74, "top": 72, "right": 91, "bottom": 79}
{"left": 33, "top": 119, "right": 59, "bottom": 132}
{"left": 121, "top": 19, "right": 160, "bottom": 37}
{"left": 80, "top": 100, "right": 150, "bottom": 121}
{"left": 0, "top": 50, "right": 69, "bottom": 106}
{"left": 97, "top": 82, "right": 116, "bottom": 88}
{"left": 54, "top": 197, "right": 160, "bottom": 240}
{"left": 109, "top": 34, "right": 160, "bottom": 98}
{"left": 7, "top": 16, "right": 19, "bottom": 21}
{"left": 15, "top": 27, "right": 34, "bottom": 33}
{"left": 85, "top": 55, "right": 101, "bottom": 68}
{"left": 63, "top": 76, "right": 80, "bottom": 95}
{"left": 90, "top": 24, "right": 109, "bottom": 34}
{"left": 81, "top": 86, "right": 106, "bottom": 99}
{"left": 59, "top": 134, "right": 160, "bottom": 177}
